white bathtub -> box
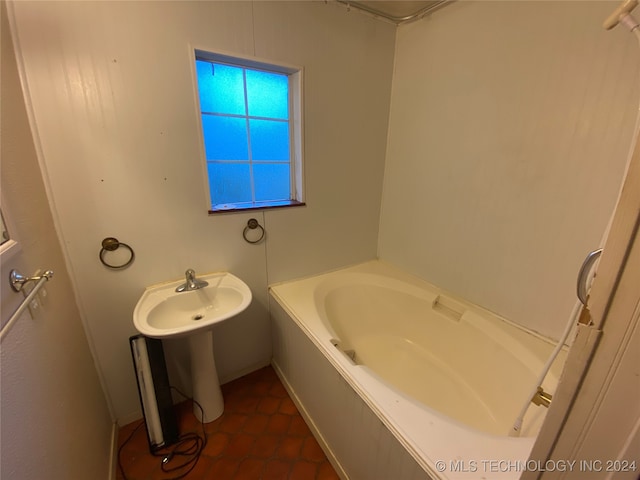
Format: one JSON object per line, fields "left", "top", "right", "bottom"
{"left": 269, "top": 260, "right": 566, "bottom": 480}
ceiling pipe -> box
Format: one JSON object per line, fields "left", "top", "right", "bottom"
{"left": 336, "top": 0, "right": 453, "bottom": 25}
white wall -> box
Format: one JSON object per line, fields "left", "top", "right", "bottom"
{"left": 379, "top": 1, "right": 640, "bottom": 340}
{"left": 9, "top": 1, "right": 395, "bottom": 423}
{"left": 1, "top": 3, "right": 113, "bottom": 479}
{"left": 15, "top": 0, "right": 628, "bottom": 431}
{"left": 255, "top": 3, "right": 396, "bottom": 283}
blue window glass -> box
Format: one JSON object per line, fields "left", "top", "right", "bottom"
{"left": 201, "top": 115, "right": 248, "bottom": 160}
{"left": 207, "top": 163, "right": 252, "bottom": 205}
{"left": 246, "top": 70, "right": 289, "bottom": 120}
{"left": 253, "top": 164, "right": 290, "bottom": 202}
{"left": 196, "top": 61, "right": 245, "bottom": 115}
{"left": 195, "top": 53, "right": 299, "bottom": 210}
{"left": 249, "top": 119, "right": 290, "bottom": 161}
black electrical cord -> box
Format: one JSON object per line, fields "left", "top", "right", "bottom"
{"left": 152, "top": 432, "right": 205, "bottom": 479}
{"left": 117, "top": 420, "right": 145, "bottom": 480}
{"left": 117, "top": 388, "right": 207, "bottom": 480}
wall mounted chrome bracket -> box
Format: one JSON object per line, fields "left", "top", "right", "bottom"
{"left": 9, "top": 269, "right": 54, "bottom": 293}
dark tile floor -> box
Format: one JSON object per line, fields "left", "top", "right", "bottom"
{"left": 117, "top": 366, "right": 340, "bottom": 480}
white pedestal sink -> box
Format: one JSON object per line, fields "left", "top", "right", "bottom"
{"left": 133, "top": 271, "right": 252, "bottom": 423}
{"left": 189, "top": 331, "right": 224, "bottom": 421}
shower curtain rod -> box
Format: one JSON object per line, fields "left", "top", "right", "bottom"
{"left": 336, "top": 0, "right": 453, "bottom": 25}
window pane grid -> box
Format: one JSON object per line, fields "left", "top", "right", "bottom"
{"left": 196, "top": 54, "right": 299, "bottom": 211}
{"left": 241, "top": 69, "right": 255, "bottom": 204}
{"left": 208, "top": 160, "right": 290, "bottom": 164}
{"left": 201, "top": 111, "right": 289, "bottom": 123}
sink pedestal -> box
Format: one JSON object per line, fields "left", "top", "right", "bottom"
{"left": 133, "top": 271, "right": 252, "bottom": 422}
{"left": 189, "top": 331, "right": 224, "bottom": 423}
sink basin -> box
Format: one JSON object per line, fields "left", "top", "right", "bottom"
{"left": 133, "top": 272, "right": 252, "bottom": 338}
{"left": 133, "top": 271, "right": 252, "bottom": 422}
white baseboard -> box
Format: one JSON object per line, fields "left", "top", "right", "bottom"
{"left": 107, "top": 422, "right": 119, "bottom": 480}
{"left": 219, "top": 359, "right": 272, "bottom": 385}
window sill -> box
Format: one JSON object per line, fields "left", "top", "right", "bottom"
{"left": 208, "top": 200, "right": 306, "bottom": 215}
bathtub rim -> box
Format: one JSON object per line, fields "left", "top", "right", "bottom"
{"left": 270, "top": 259, "right": 569, "bottom": 351}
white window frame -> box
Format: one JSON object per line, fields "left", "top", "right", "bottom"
{"left": 192, "top": 48, "right": 305, "bottom": 213}
{"left": 0, "top": 198, "right": 21, "bottom": 265}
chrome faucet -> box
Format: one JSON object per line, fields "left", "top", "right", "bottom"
{"left": 175, "top": 269, "right": 209, "bottom": 292}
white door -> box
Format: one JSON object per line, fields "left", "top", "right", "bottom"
{"left": 524, "top": 134, "right": 640, "bottom": 479}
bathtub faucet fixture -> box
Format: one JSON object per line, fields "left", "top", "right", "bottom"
{"left": 175, "top": 269, "right": 209, "bottom": 292}
{"left": 531, "top": 386, "right": 552, "bottom": 408}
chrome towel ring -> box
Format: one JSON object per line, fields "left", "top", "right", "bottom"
{"left": 99, "top": 237, "right": 135, "bottom": 269}
{"left": 243, "top": 218, "right": 265, "bottom": 244}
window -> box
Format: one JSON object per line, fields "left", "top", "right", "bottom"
{"left": 0, "top": 203, "right": 20, "bottom": 263}
{"left": 194, "top": 50, "right": 304, "bottom": 212}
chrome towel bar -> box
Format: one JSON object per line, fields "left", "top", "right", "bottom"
{"left": 9, "top": 269, "right": 53, "bottom": 292}
{"left": 1, "top": 269, "right": 53, "bottom": 342}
